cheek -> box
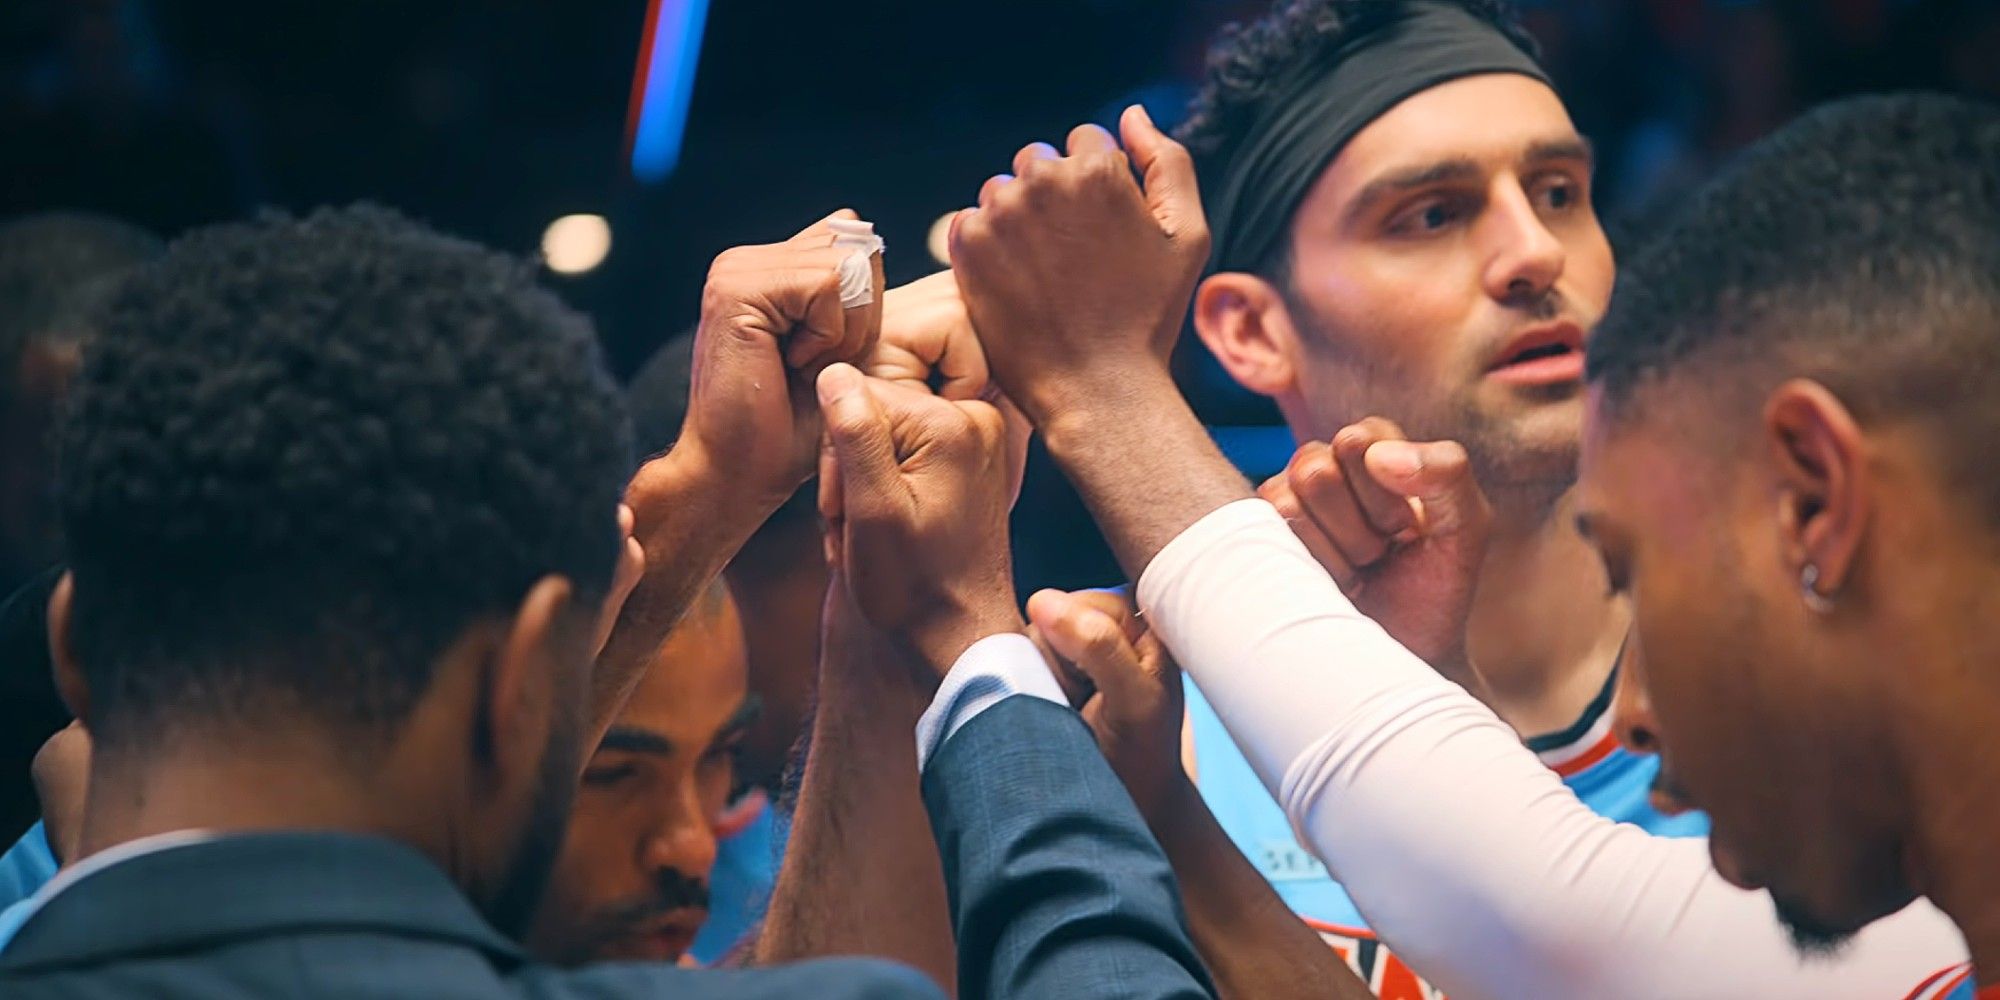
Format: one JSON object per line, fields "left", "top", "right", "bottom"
{"left": 1290, "top": 248, "right": 1474, "bottom": 383}
{"left": 1630, "top": 560, "right": 1745, "bottom": 767}
{"left": 549, "top": 798, "right": 624, "bottom": 884}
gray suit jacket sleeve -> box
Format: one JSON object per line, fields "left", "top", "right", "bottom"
{"left": 921, "top": 695, "right": 1217, "bottom": 1000}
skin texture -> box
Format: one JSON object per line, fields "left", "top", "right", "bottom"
{"left": 757, "top": 362, "right": 1020, "bottom": 994}
{"left": 528, "top": 584, "right": 755, "bottom": 966}
{"left": 951, "top": 106, "right": 1370, "bottom": 1000}
{"left": 52, "top": 209, "right": 881, "bottom": 948}
{"left": 1198, "top": 72, "right": 1622, "bottom": 738}
{"left": 1577, "top": 376, "right": 2000, "bottom": 971}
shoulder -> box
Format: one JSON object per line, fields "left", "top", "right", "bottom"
{"left": 516, "top": 956, "right": 944, "bottom": 1000}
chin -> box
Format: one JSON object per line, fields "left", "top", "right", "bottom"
{"left": 1772, "top": 892, "right": 1869, "bottom": 958}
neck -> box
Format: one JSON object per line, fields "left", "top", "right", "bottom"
{"left": 1893, "top": 589, "right": 2000, "bottom": 982}
{"left": 76, "top": 727, "right": 453, "bottom": 875}
{"left": 1464, "top": 488, "right": 1626, "bottom": 738}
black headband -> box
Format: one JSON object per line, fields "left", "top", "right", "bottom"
{"left": 1201, "top": 2, "right": 1552, "bottom": 275}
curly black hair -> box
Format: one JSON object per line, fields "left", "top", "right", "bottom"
{"left": 57, "top": 204, "right": 634, "bottom": 746}
{"left": 1588, "top": 93, "right": 2000, "bottom": 500}
{"left": 1178, "top": 0, "right": 1538, "bottom": 280}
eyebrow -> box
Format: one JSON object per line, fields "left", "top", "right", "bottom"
{"left": 598, "top": 726, "right": 674, "bottom": 756}
{"left": 1344, "top": 157, "right": 1483, "bottom": 226}
{"left": 1524, "top": 136, "right": 1596, "bottom": 172}
{"left": 1343, "top": 135, "right": 1599, "bottom": 227}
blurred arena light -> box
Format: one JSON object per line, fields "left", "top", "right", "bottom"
{"left": 542, "top": 214, "right": 612, "bottom": 275}
{"left": 927, "top": 212, "right": 955, "bottom": 266}
{"left": 626, "top": 0, "right": 713, "bottom": 182}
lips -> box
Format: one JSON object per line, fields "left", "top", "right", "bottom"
{"left": 1487, "top": 321, "right": 1587, "bottom": 386}
{"left": 612, "top": 908, "right": 708, "bottom": 961}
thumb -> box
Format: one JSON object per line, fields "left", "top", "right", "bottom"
{"left": 1119, "top": 104, "right": 1205, "bottom": 241}
{"left": 816, "top": 364, "right": 902, "bottom": 522}
{"left": 1028, "top": 589, "right": 1153, "bottom": 706}
{"left": 1363, "top": 439, "right": 1491, "bottom": 537}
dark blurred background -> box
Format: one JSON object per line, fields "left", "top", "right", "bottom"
{"left": 3, "top": 0, "right": 1996, "bottom": 592}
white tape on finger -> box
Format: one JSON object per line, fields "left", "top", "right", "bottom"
{"left": 830, "top": 219, "right": 885, "bottom": 309}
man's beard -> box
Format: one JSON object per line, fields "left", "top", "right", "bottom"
{"left": 1288, "top": 292, "right": 1582, "bottom": 519}
{"left": 486, "top": 719, "right": 584, "bottom": 939}
{"left": 1772, "top": 892, "right": 1857, "bottom": 960}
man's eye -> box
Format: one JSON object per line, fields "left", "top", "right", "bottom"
{"left": 582, "top": 763, "right": 638, "bottom": 788}
{"left": 1536, "top": 176, "right": 1585, "bottom": 212}
{"left": 1389, "top": 197, "right": 1469, "bottom": 236}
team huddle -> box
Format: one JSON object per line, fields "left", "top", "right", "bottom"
{"left": 0, "top": 1, "right": 1997, "bottom": 998}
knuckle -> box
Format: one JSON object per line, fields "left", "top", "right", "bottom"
{"left": 1354, "top": 415, "right": 1403, "bottom": 438}
{"left": 709, "top": 245, "right": 753, "bottom": 276}
{"left": 1291, "top": 452, "right": 1340, "bottom": 497}
{"left": 1432, "top": 440, "right": 1473, "bottom": 472}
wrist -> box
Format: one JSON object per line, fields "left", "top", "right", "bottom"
{"left": 1124, "top": 761, "right": 1203, "bottom": 833}
{"left": 647, "top": 435, "right": 796, "bottom": 519}
{"left": 1033, "top": 364, "right": 1183, "bottom": 458}
{"left": 904, "top": 596, "right": 1028, "bottom": 683}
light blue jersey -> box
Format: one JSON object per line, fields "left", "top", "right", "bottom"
{"left": 0, "top": 822, "right": 59, "bottom": 952}
{"left": 1185, "top": 667, "right": 1708, "bottom": 998}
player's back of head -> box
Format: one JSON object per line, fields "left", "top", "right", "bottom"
{"left": 56, "top": 203, "right": 634, "bottom": 753}
{"left": 1588, "top": 92, "right": 2000, "bottom": 515}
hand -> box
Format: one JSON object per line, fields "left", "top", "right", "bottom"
{"left": 32, "top": 721, "right": 91, "bottom": 866}
{"left": 870, "top": 270, "right": 1033, "bottom": 503}
{"left": 870, "top": 270, "right": 988, "bottom": 400}
{"left": 590, "top": 504, "right": 646, "bottom": 658}
{"left": 949, "top": 105, "right": 1210, "bottom": 429}
{"left": 816, "top": 363, "right": 1021, "bottom": 681}
{"left": 1026, "top": 588, "right": 1190, "bottom": 819}
{"left": 677, "top": 210, "right": 885, "bottom": 506}
{"left": 1258, "top": 417, "right": 1493, "bottom": 677}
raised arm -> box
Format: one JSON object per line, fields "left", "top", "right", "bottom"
{"left": 1028, "top": 590, "right": 1372, "bottom": 1000}
{"left": 816, "top": 362, "right": 1216, "bottom": 1000}
{"left": 592, "top": 212, "right": 883, "bottom": 739}
{"left": 948, "top": 107, "right": 1967, "bottom": 999}
{"left": 754, "top": 578, "right": 956, "bottom": 991}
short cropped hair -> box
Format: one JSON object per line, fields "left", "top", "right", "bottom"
{"left": 1588, "top": 93, "right": 2000, "bottom": 506}
{"left": 57, "top": 204, "right": 634, "bottom": 745}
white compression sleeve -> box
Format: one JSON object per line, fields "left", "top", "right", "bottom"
{"left": 1137, "top": 499, "right": 1965, "bottom": 1000}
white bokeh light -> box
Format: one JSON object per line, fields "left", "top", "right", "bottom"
{"left": 926, "top": 212, "right": 955, "bottom": 266}
{"left": 542, "top": 214, "right": 612, "bottom": 275}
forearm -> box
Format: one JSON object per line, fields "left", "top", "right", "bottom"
{"left": 592, "top": 444, "right": 790, "bottom": 739}
{"left": 1036, "top": 369, "right": 1252, "bottom": 581}
{"left": 1139, "top": 501, "right": 1966, "bottom": 999}
{"left": 755, "top": 592, "right": 956, "bottom": 992}
{"left": 1143, "top": 779, "right": 1371, "bottom": 1000}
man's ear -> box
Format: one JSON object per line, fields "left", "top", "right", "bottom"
{"left": 48, "top": 571, "right": 89, "bottom": 723}
{"left": 1192, "top": 272, "right": 1302, "bottom": 398}
{"left": 475, "top": 575, "right": 580, "bottom": 786}
{"left": 1763, "top": 379, "right": 1869, "bottom": 595}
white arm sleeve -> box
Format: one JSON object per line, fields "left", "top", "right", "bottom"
{"left": 1136, "top": 499, "right": 1965, "bottom": 1000}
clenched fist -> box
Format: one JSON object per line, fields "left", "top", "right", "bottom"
{"left": 1259, "top": 418, "right": 1493, "bottom": 678}
{"left": 677, "top": 211, "right": 884, "bottom": 506}
{"left": 949, "top": 106, "right": 1210, "bottom": 430}
{"left": 816, "top": 363, "right": 1021, "bottom": 684}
